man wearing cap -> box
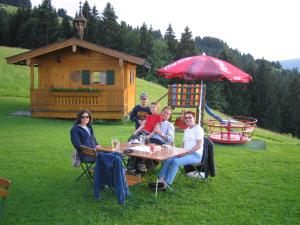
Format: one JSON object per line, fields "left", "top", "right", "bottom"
{"left": 130, "top": 93, "right": 152, "bottom": 130}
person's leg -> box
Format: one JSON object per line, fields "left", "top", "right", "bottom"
{"left": 164, "top": 153, "right": 201, "bottom": 185}
{"left": 158, "top": 157, "right": 175, "bottom": 179}
{"left": 127, "top": 156, "right": 137, "bottom": 173}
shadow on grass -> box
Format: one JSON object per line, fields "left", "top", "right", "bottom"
{"left": 214, "top": 139, "right": 266, "bottom": 151}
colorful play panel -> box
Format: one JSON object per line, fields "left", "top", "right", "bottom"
{"left": 167, "top": 84, "right": 203, "bottom": 128}
{"left": 206, "top": 116, "right": 257, "bottom": 144}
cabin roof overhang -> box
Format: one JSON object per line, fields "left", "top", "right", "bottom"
{"left": 6, "top": 38, "right": 150, "bottom": 68}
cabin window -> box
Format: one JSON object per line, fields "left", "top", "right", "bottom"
{"left": 92, "top": 71, "right": 106, "bottom": 84}
{"left": 91, "top": 70, "right": 115, "bottom": 85}
{"left": 130, "top": 70, "right": 134, "bottom": 84}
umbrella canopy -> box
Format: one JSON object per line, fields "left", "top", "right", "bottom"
{"left": 157, "top": 55, "right": 252, "bottom": 83}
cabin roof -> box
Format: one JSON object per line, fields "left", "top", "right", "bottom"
{"left": 6, "top": 38, "right": 150, "bottom": 68}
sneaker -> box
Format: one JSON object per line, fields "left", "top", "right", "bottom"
{"left": 126, "top": 163, "right": 136, "bottom": 174}
{"left": 186, "top": 171, "right": 205, "bottom": 179}
{"left": 126, "top": 168, "right": 136, "bottom": 175}
{"left": 137, "top": 163, "right": 147, "bottom": 173}
{"left": 148, "top": 182, "right": 166, "bottom": 191}
{"left": 88, "top": 167, "right": 94, "bottom": 175}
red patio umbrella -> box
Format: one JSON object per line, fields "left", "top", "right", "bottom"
{"left": 157, "top": 55, "right": 252, "bottom": 83}
{"left": 157, "top": 55, "right": 252, "bottom": 124}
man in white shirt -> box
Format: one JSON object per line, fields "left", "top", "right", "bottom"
{"left": 149, "top": 111, "right": 204, "bottom": 190}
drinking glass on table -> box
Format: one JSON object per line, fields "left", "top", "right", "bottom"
{"left": 139, "top": 134, "right": 146, "bottom": 145}
{"left": 111, "top": 137, "right": 120, "bottom": 150}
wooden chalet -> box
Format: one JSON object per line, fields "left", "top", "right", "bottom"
{"left": 6, "top": 38, "right": 150, "bottom": 120}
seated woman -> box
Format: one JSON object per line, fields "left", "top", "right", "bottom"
{"left": 70, "top": 110, "right": 102, "bottom": 163}
{"left": 149, "top": 111, "right": 204, "bottom": 190}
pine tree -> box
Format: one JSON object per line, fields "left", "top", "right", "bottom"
{"left": 17, "top": 17, "right": 40, "bottom": 48}
{"left": 57, "top": 8, "right": 67, "bottom": 17}
{"left": 32, "top": 0, "right": 60, "bottom": 47}
{"left": 8, "top": 7, "right": 31, "bottom": 47}
{"left": 164, "top": 24, "right": 178, "bottom": 60}
{"left": 177, "top": 26, "right": 197, "bottom": 59}
{"left": 81, "top": 1, "right": 92, "bottom": 18}
{"left": 61, "top": 14, "right": 73, "bottom": 39}
{"left": 118, "top": 22, "right": 140, "bottom": 55}
{"left": 98, "top": 2, "right": 121, "bottom": 49}
{"left": 254, "top": 60, "right": 281, "bottom": 130}
{"left": 0, "top": 9, "right": 9, "bottom": 45}
{"left": 81, "top": 1, "right": 98, "bottom": 42}
{"left": 138, "top": 23, "right": 153, "bottom": 59}
{"left": 146, "top": 39, "right": 172, "bottom": 84}
{"left": 281, "top": 73, "right": 300, "bottom": 137}
{"left": 219, "top": 48, "right": 250, "bottom": 115}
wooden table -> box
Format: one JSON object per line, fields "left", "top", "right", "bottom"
{"left": 99, "top": 143, "right": 195, "bottom": 162}
{"left": 99, "top": 143, "right": 196, "bottom": 198}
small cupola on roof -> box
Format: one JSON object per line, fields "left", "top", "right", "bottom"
{"left": 73, "top": 1, "right": 87, "bottom": 40}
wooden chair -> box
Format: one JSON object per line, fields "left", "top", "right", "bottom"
{"left": 76, "top": 146, "right": 97, "bottom": 184}
{"left": 0, "top": 177, "right": 11, "bottom": 213}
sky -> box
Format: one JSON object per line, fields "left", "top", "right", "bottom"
{"left": 30, "top": 0, "right": 300, "bottom": 61}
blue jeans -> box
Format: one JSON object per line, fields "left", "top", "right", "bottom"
{"left": 158, "top": 152, "right": 202, "bottom": 185}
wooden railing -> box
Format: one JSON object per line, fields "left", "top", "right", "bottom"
{"left": 31, "top": 89, "right": 127, "bottom": 112}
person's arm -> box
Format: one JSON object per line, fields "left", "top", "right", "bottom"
{"left": 153, "top": 123, "right": 175, "bottom": 143}
{"left": 164, "top": 123, "right": 175, "bottom": 143}
{"left": 130, "top": 106, "right": 138, "bottom": 123}
{"left": 181, "top": 139, "right": 202, "bottom": 151}
{"left": 90, "top": 126, "right": 102, "bottom": 149}
{"left": 189, "top": 139, "right": 202, "bottom": 152}
{"left": 70, "top": 127, "right": 82, "bottom": 150}
{"left": 133, "top": 123, "right": 145, "bottom": 135}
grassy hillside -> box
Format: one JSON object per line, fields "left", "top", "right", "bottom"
{"left": 0, "top": 3, "right": 18, "bottom": 13}
{"left": 0, "top": 46, "right": 29, "bottom": 97}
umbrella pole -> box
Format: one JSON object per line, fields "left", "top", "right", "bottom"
{"left": 198, "top": 80, "right": 203, "bottom": 125}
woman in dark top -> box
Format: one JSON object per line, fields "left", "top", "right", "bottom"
{"left": 70, "top": 110, "right": 102, "bottom": 162}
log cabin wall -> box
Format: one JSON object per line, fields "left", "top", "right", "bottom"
{"left": 37, "top": 47, "right": 122, "bottom": 89}
{"left": 125, "top": 63, "right": 136, "bottom": 112}
{"left": 31, "top": 47, "right": 134, "bottom": 119}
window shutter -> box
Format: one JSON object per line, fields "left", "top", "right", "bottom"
{"left": 106, "top": 70, "right": 115, "bottom": 85}
{"left": 82, "top": 70, "right": 90, "bottom": 85}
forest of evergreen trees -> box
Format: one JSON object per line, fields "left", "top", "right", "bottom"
{"left": 0, "top": 0, "right": 299, "bottom": 138}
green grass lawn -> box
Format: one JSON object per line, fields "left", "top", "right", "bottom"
{"left": 0, "top": 96, "right": 299, "bottom": 225}
{"left": 1, "top": 46, "right": 300, "bottom": 224}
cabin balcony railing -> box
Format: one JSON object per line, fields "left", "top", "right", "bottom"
{"left": 30, "top": 88, "right": 127, "bottom": 112}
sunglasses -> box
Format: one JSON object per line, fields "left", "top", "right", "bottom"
{"left": 141, "top": 98, "right": 148, "bottom": 100}
{"left": 184, "top": 116, "right": 193, "bottom": 120}
{"left": 81, "top": 116, "right": 90, "bottom": 119}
